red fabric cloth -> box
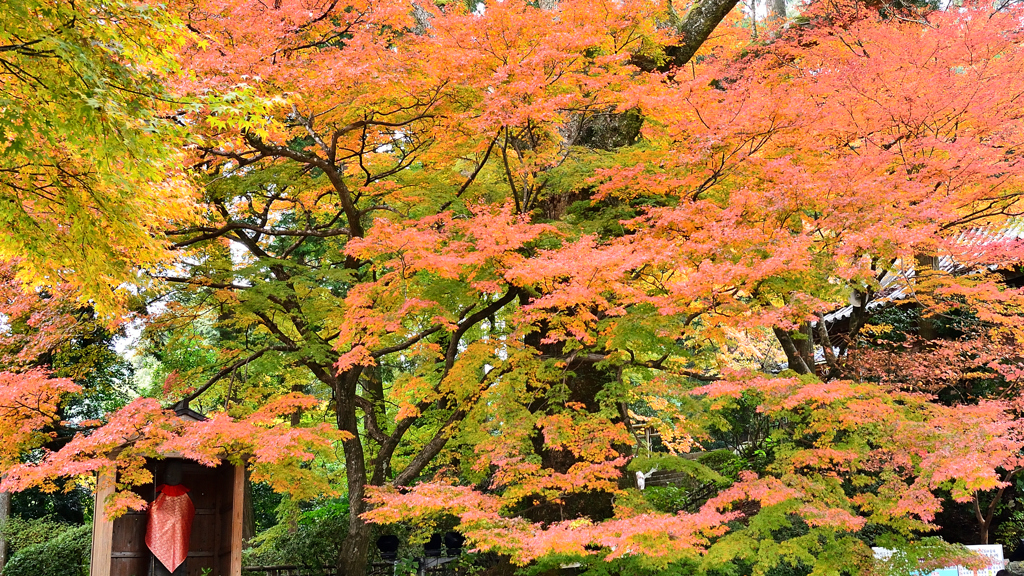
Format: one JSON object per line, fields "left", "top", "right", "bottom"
{"left": 146, "top": 484, "right": 195, "bottom": 572}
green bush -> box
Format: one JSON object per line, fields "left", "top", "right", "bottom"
{"left": 244, "top": 497, "right": 349, "bottom": 568}
{"left": 0, "top": 516, "right": 73, "bottom": 553}
{"left": 2, "top": 524, "right": 91, "bottom": 576}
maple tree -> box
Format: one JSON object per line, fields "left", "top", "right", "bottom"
{"left": 0, "top": 259, "right": 133, "bottom": 570}
{"left": 142, "top": 1, "right": 751, "bottom": 573}
{"left": 0, "top": 261, "right": 132, "bottom": 462}
{"left": 3, "top": 0, "right": 1024, "bottom": 575}
{"left": 0, "top": 0, "right": 195, "bottom": 311}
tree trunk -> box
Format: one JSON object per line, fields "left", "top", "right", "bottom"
{"left": 768, "top": 0, "right": 786, "bottom": 20}
{"left": 336, "top": 370, "right": 372, "bottom": 576}
{"left": 915, "top": 253, "right": 939, "bottom": 342}
{"left": 521, "top": 313, "right": 622, "bottom": 524}
{"left": 0, "top": 491, "right": 9, "bottom": 572}
{"left": 773, "top": 326, "right": 814, "bottom": 374}
{"left": 526, "top": 357, "right": 618, "bottom": 523}
{"left": 361, "top": 365, "right": 387, "bottom": 478}
{"left": 289, "top": 383, "right": 305, "bottom": 427}
{"left": 974, "top": 491, "right": 994, "bottom": 545}
{"left": 973, "top": 478, "right": 1015, "bottom": 546}
{"left": 338, "top": 507, "right": 372, "bottom": 576}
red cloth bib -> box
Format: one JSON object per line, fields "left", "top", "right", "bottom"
{"left": 146, "top": 484, "right": 195, "bottom": 572}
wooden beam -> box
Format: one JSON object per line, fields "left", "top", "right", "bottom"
{"left": 90, "top": 469, "right": 116, "bottom": 576}
{"left": 0, "top": 491, "right": 9, "bottom": 572}
{"left": 229, "top": 464, "right": 244, "bottom": 576}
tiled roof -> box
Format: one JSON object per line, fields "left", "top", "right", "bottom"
{"left": 821, "top": 220, "right": 1024, "bottom": 325}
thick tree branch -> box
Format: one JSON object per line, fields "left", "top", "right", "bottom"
{"left": 442, "top": 288, "right": 520, "bottom": 373}
{"left": 391, "top": 363, "right": 516, "bottom": 487}
{"left": 167, "top": 222, "right": 350, "bottom": 248}
{"left": 439, "top": 133, "right": 500, "bottom": 213}
{"left": 367, "top": 288, "right": 520, "bottom": 484}
{"left": 773, "top": 327, "right": 813, "bottom": 374}
{"left": 370, "top": 325, "right": 445, "bottom": 358}
{"left": 251, "top": 310, "right": 301, "bottom": 351}
{"left": 817, "top": 314, "right": 840, "bottom": 370}
{"left": 153, "top": 275, "right": 249, "bottom": 291}
{"left": 670, "top": 0, "right": 743, "bottom": 67}
{"left": 244, "top": 132, "right": 364, "bottom": 238}
{"left": 179, "top": 345, "right": 296, "bottom": 406}
{"left": 540, "top": 352, "right": 719, "bottom": 381}
{"left": 633, "top": 0, "right": 742, "bottom": 72}
{"left": 352, "top": 395, "right": 389, "bottom": 445}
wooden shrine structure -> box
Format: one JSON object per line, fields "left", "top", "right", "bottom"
{"left": 90, "top": 405, "right": 245, "bottom": 576}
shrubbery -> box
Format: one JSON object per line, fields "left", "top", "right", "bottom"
{"left": 244, "top": 497, "right": 349, "bottom": 568}
{"left": 0, "top": 516, "right": 72, "bottom": 553}
{"left": 2, "top": 524, "right": 90, "bottom": 576}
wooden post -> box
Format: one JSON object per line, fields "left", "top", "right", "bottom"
{"left": 0, "top": 490, "right": 10, "bottom": 572}
{"left": 230, "top": 464, "right": 244, "bottom": 575}
{"left": 243, "top": 468, "right": 255, "bottom": 545}
{"left": 90, "top": 470, "right": 116, "bottom": 576}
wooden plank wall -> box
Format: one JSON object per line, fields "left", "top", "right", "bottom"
{"left": 182, "top": 463, "right": 219, "bottom": 576}
{"left": 108, "top": 463, "right": 154, "bottom": 576}
{"left": 92, "top": 461, "right": 242, "bottom": 576}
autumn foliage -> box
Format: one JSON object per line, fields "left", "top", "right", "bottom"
{"left": 4, "top": 0, "right": 1024, "bottom": 574}
{"left": 0, "top": 0, "right": 197, "bottom": 312}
